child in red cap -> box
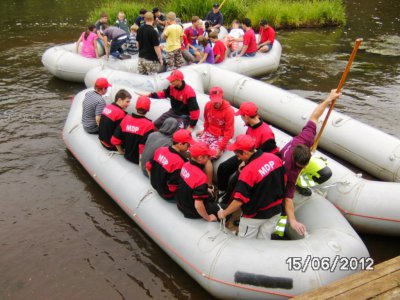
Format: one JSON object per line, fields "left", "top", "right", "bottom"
{"left": 111, "top": 96, "right": 154, "bottom": 163}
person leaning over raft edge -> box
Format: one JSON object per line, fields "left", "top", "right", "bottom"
{"left": 279, "top": 89, "right": 341, "bottom": 236}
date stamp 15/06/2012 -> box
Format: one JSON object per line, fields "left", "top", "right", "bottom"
{"left": 286, "top": 256, "right": 374, "bottom": 272}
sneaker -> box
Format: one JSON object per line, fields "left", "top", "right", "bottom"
{"left": 119, "top": 54, "right": 131, "bottom": 60}
{"left": 296, "top": 186, "right": 312, "bottom": 196}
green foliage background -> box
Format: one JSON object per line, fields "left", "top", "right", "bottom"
{"left": 87, "top": 0, "right": 346, "bottom": 29}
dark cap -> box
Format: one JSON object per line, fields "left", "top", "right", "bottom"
{"left": 213, "top": 3, "right": 220, "bottom": 8}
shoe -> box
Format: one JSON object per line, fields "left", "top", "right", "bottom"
{"left": 296, "top": 186, "right": 312, "bottom": 196}
{"left": 119, "top": 54, "right": 131, "bottom": 60}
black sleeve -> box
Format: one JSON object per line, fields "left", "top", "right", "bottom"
{"left": 260, "top": 139, "right": 278, "bottom": 153}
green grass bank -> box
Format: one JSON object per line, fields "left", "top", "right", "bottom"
{"left": 88, "top": 0, "right": 346, "bottom": 29}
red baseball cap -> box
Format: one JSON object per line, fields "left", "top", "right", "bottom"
{"left": 95, "top": 77, "right": 112, "bottom": 88}
{"left": 166, "top": 70, "right": 184, "bottom": 82}
{"left": 136, "top": 96, "right": 151, "bottom": 111}
{"left": 209, "top": 86, "right": 223, "bottom": 102}
{"left": 235, "top": 102, "right": 258, "bottom": 117}
{"left": 227, "top": 134, "right": 255, "bottom": 151}
{"left": 173, "top": 129, "right": 195, "bottom": 144}
{"left": 189, "top": 142, "right": 217, "bottom": 157}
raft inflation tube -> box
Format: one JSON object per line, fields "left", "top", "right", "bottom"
{"left": 84, "top": 67, "right": 400, "bottom": 236}
{"left": 42, "top": 37, "right": 282, "bottom": 82}
{"left": 64, "top": 87, "right": 369, "bottom": 299}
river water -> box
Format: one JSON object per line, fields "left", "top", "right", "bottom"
{"left": 0, "top": 0, "right": 399, "bottom": 299}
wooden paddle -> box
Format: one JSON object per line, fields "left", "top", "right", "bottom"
{"left": 311, "top": 38, "right": 363, "bottom": 152}
{"left": 218, "top": 0, "right": 227, "bottom": 10}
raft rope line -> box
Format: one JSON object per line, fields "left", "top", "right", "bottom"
{"left": 63, "top": 136, "right": 296, "bottom": 298}
{"left": 315, "top": 181, "right": 400, "bottom": 223}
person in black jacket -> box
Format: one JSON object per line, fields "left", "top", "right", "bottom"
{"left": 146, "top": 129, "right": 194, "bottom": 200}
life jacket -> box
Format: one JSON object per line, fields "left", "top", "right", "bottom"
{"left": 296, "top": 156, "right": 329, "bottom": 188}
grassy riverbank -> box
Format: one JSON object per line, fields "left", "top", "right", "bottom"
{"left": 88, "top": 0, "right": 345, "bottom": 29}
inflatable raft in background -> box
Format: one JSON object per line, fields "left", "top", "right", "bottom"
{"left": 63, "top": 87, "right": 369, "bottom": 299}
{"left": 41, "top": 28, "right": 282, "bottom": 82}
{"left": 41, "top": 43, "right": 139, "bottom": 82}
{"left": 83, "top": 66, "right": 400, "bottom": 236}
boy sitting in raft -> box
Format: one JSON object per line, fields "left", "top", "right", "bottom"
{"left": 111, "top": 96, "right": 154, "bottom": 164}
{"left": 146, "top": 129, "right": 194, "bottom": 201}
{"left": 176, "top": 143, "right": 226, "bottom": 221}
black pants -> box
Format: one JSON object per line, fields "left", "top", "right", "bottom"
{"left": 217, "top": 155, "right": 241, "bottom": 191}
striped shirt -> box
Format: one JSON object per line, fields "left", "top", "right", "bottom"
{"left": 82, "top": 90, "right": 106, "bottom": 133}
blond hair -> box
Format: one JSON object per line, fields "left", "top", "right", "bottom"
{"left": 144, "top": 12, "right": 154, "bottom": 22}
{"left": 166, "top": 12, "right": 176, "bottom": 21}
{"left": 130, "top": 24, "right": 139, "bottom": 31}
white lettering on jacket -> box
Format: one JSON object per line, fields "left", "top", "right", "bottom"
{"left": 103, "top": 108, "right": 112, "bottom": 115}
{"left": 126, "top": 125, "right": 139, "bottom": 133}
{"left": 156, "top": 154, "right": 169, "bottom": 166}
{"left": 258, "top": 161, "right": 275, "bottom": 177}
{"left": 181, "top": 167, "right": 190, "bottom": 179}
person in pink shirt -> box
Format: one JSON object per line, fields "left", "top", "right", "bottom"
{"left": 258, "top": 19, "right": 276, "bottom": 53}
{"left": 235, "top": 18, "right": 257, "bottom": 57}
{"left": 76, "top": 25, "right": 99, "bottom": 58}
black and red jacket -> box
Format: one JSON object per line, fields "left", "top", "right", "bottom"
{"left": 111, "top": 113, "right": 154, "bottom": 163}
{"left": 233, "top": 150, "right": 286, "bottom": 219}
{"left": 146, "top": 146, "right": 187, "bottom": 200}
{"left": 150, "top": 81, "right": 200, "bottom": 128}
{"left": 98, "top": 103, "right": 126, "bottom": 148}
{"left": 176, "top": 160, "right": 208, "bottom": 218}
{"left": 246, "top": 120, "right": 279, "bottom": 154}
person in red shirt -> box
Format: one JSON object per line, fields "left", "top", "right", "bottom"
{"left": 145, "top": 70, "right": 200, "bottom": 131}
{"left": 257, "top": 19, "right": 276, "bottom": 53}
{"left": 146, "top": 129, "right": 194, "bottom": 200}
{"left": 184, "top": 16, "right": 204, "bottom": 48}
{"left": 176, "top": 143, "right": 223, "bottom": 221}
{"left": 216, "top": 101, "right": 279, "bottom": 202}
{"left": 111, "top": 96, "right": 154, "bottom": 164}
{"left": 197, "top": 86, "right": 234, "bottom": 191}
{"left": 217, "top": 134, "right": 286, "bottom": 239}
{"left": 209, "top": 31, "right": 226, "bottom": 63}
{"left": 98, "top": 89, "right": 131, "bottom": 150}
{"left": 197, "top": 86, "right": 234, "bottom": 158}
{"left": 235, "top": 18, "right": 257, "bottom": 57}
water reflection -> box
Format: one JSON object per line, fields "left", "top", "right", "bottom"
{"left": 0, "top": 0, "right": 399, "bottom": 298}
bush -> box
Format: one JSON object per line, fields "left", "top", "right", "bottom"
{"left": 87, "top": 1, "right": 153, "bottom": 26}
{"left": 165, "top": 0, "right": 248, "bottom": 24}
{"left": 87, "top": 0, "right": 346, "bottom": 29}
{"left": 247, "top": 0, "right": 346, "bottom": 29}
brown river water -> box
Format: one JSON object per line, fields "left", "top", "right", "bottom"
{"left": 0, "top": 0, "right": 399, "bottom": 299}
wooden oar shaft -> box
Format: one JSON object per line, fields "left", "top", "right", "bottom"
{"left": 311, "top": 38, "right": 363, "bottom": 152}
{"left": 219, "top": 0, "right": 227, "bottom": 10}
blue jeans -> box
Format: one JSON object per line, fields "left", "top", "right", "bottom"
{"left": 243, "top": 52, "right": 256, "bottom": 57}
{"left": 110, "top": 35, "right": 127, "bottom": 58}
